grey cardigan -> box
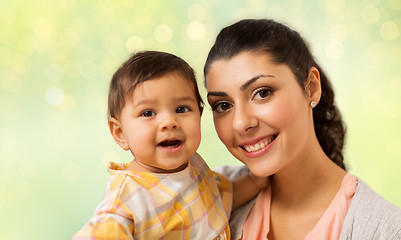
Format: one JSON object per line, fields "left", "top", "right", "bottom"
{"left": 215, "top": 165, "right": 401, "bottom": 240}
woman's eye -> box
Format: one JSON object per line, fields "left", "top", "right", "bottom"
{"left": 213, "top": 102, "right": 232, "bottom": 113}
{"left": 176, "top": 106, "right": 190, "bottom": 113}
{"left": 253, "top": 87, "right": 273, "bottom": 100}
{"left": 141, "top": 110, "right": 155, "bottom": 117}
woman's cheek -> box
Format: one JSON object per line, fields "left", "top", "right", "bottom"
{"left": 214, "top": 116, "right": 231, "bottom": 145}
{"left": 261, "top": 100, "right": 291, "bottom": 125}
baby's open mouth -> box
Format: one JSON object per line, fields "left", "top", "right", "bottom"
{"left": 158, "top": 140, "right": 182, "bottom": 148}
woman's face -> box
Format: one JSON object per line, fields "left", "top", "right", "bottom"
{"left": 205, "top": 51, "right": 315, "bottom": 177}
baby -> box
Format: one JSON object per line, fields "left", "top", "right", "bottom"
{"left": 72, "top": 51, "right": 267, "bottom": 240}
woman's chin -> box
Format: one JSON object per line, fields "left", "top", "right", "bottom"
{"left": 242, "top": 158, "right": 278, "bottom": 177}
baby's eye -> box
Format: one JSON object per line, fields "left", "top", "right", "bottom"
{"left": 141, "top": 110, "right": 155, "bottom": 117}
{"left": 213, "top": 102, "right": 232, "bottom": 113}
{"left": 176, "top": 106, "right": 190, "bottom": 113}
{"left": 253, "top": 87, "right": 273, "bottom": 100}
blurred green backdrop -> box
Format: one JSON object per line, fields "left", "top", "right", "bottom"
{"left": 1, "top": 0, "right": 400, "bottom": 239}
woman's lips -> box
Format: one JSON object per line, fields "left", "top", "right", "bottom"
{"left": 240, "top": 134, "right": 278, "bottom": 158}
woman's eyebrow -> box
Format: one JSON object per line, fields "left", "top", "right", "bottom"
{"left": 240, "top": 74, "right": 275, "bottom": 91}
{"left": 207, "top": 74, "right": 275, "bottom": 97}
{"left": 207, "top": 91, "right": 227, "bottom": 97}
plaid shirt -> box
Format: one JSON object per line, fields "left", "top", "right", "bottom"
{"left": 72, "top": 152, "right": 232, "bottom": 240}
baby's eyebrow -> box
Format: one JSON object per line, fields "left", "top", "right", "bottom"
{"left": 179, "top": 96, "right": 197, "bottom": 101}
{"left": 132, "top": 99, "right": 156, "bottom": 108}
{"left": 240, "top": 74, "right": 275, "bottom": 91}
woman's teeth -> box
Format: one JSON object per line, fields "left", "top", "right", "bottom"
{"left": 243, "top": 137, "right": 274, "bottom": 153}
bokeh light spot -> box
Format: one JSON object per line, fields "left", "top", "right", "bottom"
{"left": 325, "top": 41, "right": 344, "bottom": 59}
{"left": 45, "top": 64, "right": 64, "bottom": 82}
{"left": 361, "top": 5, "right": 381, "bottom": 24}
{"left": 186, "top": 21, "right": 206, "bottom": 40}
{"left": 126, "top": 36, "right": 145, "bottom": 53}
{"left": 62, "top": 163, "right": 81, "bottom": 182}
{"left": 45, "top": 87, "right": 65, "bottom": 106}
{"left": 187, "top": 4, "right": 205, "bottom": 21}
{"left": 33, "top": 18, "right": 53, "bottom": 38}
{"left": 154, "top": 24, "right": 173, "bottom": 43}
{"left": 380, "top": 21, "right": 399, "bottom": 40}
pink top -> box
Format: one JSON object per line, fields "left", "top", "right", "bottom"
{"left": 241, "top": 174, "right": 358, "bottom": 240}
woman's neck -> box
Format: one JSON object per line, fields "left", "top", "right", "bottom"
{"left": 270, "top": 142, "right": 346, "bottom": 208}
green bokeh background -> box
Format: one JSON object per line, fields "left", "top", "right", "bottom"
{"left": 1, "top": 0, "right": 400, "bottom": 239}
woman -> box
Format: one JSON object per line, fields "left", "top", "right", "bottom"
{"left": 204, "top": 19, "right": 401, "bottom": 240}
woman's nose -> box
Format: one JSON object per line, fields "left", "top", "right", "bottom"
{"left": 232, "top": 104, "right": 258, "bottom": 134}
{"left": 160, "top": 113, "right": 179, "bottom": 130}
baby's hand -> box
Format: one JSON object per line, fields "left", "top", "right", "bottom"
{"left": 248, "top": 172, "right": 269, "bottom": 190}
{"left": 231, "top": 172, "right": 270, "bottom": 210}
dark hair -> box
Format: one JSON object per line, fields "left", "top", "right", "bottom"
{"left": 108, "top": 51, "right": 204, "bottom": 119}
{"left": 204, "top": 19, "right": 346, "bottom": 170}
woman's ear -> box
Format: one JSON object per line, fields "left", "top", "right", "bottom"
{"left": 305, "top": 67, "right": 322, "bottom": 106}
{"left": 108, "top": 117, "right": 130, "bottom": 151}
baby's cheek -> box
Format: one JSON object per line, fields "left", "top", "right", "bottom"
{"left": 191, "top": 127, "right": 202, "bottom": 148}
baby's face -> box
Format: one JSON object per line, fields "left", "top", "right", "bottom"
{"left": 118, "top": 72, "right": 202, "bottom": 173}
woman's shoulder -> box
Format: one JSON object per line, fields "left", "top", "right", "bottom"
{"left": 340, "top": 178, "right": 401, "bottom": 239}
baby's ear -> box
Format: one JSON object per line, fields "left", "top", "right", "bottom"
{"left": 108, "top": 117, "right": 130, "bottom": 151}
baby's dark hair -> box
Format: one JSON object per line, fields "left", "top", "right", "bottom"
{"left": 204, "top": 19, "right": 346, "bottom": 170}
{"left": 108, "top": 51, "right": 204, "bottom": 119}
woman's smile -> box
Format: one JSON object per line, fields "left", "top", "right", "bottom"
{"left": 239, "top": 134, "right": 278, "bottom": 158}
